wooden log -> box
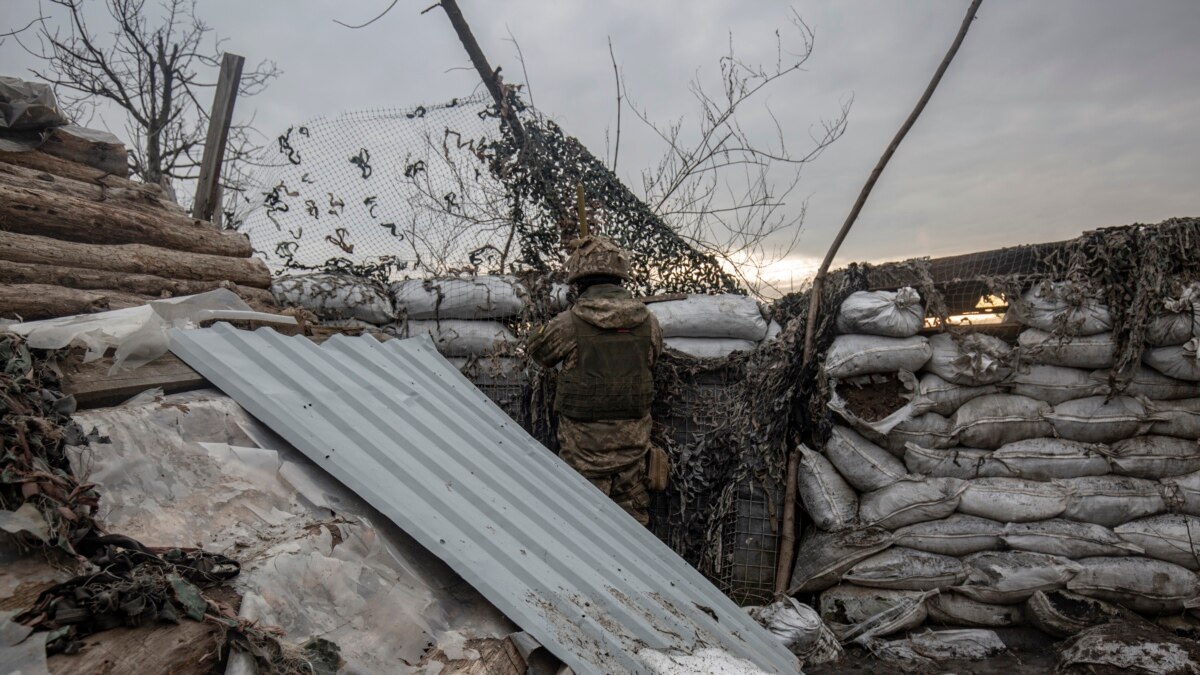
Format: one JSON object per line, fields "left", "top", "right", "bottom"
{"left": 0, "top": 159, "right": 185, "bottom": 214}
{"left": 0, "top": 283, "right": 155, "bottom": 319}
{"left": 39, "top": 124, "right": 129, "bottom": 176}
{"left": 0, "top": 148, "right": 144, "bottom": 186}
{"left": 0, "top": 181, "right": 251, "bottom": 257}
{"left": 0, "top": 259, "right": 276, "bottom": 306}
{"left": 61, "top": 351, "right": 209, "bottom": 409}
{"left": 0, "top": 231, "right": 272, "bottom": 287}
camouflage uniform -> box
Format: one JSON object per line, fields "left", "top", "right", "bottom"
{"left": 527, "top": 267, "right": 663, "bottom": 526}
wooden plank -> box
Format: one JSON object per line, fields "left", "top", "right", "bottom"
{"left": 0, "top": 230, "right": 272, "bottom": 287}
{"left": 192, "top": 53, "right": 245, "bottom": 222}
{"left": 38, "top": 124, "right": 129, "bottom": 176}
{"left": 0, "top": 159, "right": 184, "bottom": 214}
{"left": 61, "top": 351, "right": 208, "bottom": 409}
{"left": 0, "top": 180, "right": 252, "bottom": 257}
{"left": 0, "top": 259, "right": 276, "bottom": 306}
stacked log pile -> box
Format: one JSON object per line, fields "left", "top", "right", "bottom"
{"left": 0, "top": 129, "right": 274, "bottom": 320}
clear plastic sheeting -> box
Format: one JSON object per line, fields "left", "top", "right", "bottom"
{"left": 68, "top": 390, "right": 512, "bottom": 674}
{"left": 7, "top": 290, "right": 294, "bottom": 372}
{"left": 0, "top": 75, "right": 68, "bottom": 131}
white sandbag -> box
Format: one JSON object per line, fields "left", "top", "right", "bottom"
{"left": 271, "top": 273, "right": 395, "bottom": 324}
{"left": 789, "top": 527, "right": 895, "bottom": 593}
{"left": 1151, "top": 398, "right": 1200, "bottom": 439}
{"left": 827, "top": 370, "right": 922, "bottom": 438}
{"left": 1019, "top": 329, "right": 1116, "bottom": 369}
{"left": 823, "top": 335, "right": 932, "bottom": 379}
{"left": 647, "top": 294, "right": 767, "bottom": 340}
{"left": 984, "top": 438, "right": 1111, "bottom": 480}
{"left": 926, "top": 594, "right": 1025, "bottom": 628}
{"left": 904, "top": 628, "right": 1008, "bottom": 661}
{"left": 389, "top": 276, "right": 526, "bottom": 319}
{"left": 1115, "top": 515, "right": 1200, "bottom": 570}
{"left": 745, "top": 597, "right": 841, "bottom": 663}
{"left": 953, "top": 394, "right": 1052, "bottom": 449}
{"left": 859, "top": 477, "right": 966, "bottom": 530}
{"left": 1145, "top": 338, "right": 1200, "bottom": 382}
{"left": 843, "top": 548, "right": 966, "bottom": 591}
{"left": 1107, "top": 435, "right": 1200, "bottom": 479}
{"left": 914, "top": 373, "right": 999, "bottom": 417}
{"left": 891, "top": 514, "right": 1005, "bottom": 556}
{"left": 1104, "top": 365, "right": 1200, "bottom": 400}
{"left": 1010, "top": 281, "right": 1112, "bottom": 336}
{"left": 393, "top": 320, "right": 518, "bottom": 357}
{"left": 664, "top": 337, "right": 758, "bottom": 359}
{"left": 878, "top": 412, "right": 956, "bottom": 455}
{"left": 836, "top": 288, "right": 925, "bottom": 338}
{"left": 956, "top": 551, "right": 1082, "bottom": 605}
{"left": 1001, "top": 520, "right": 1142, "bottom": 558}
{"left": 1024, "top": 590, "right": 1125, "bottom": 638}
{"left": 1162, "top": 469, "right": 1200, "bottom": 516}
{"left": 1067, "top": 556, "right": 1200, "bottom": 614}
{"left": 1147, "top": 285, "right": 1200, "bottom": 347}
{"left": 1010, "top": 364, "right": 1107, "bottom": 405}
{"left": 1046, "top": 395, "right": 1153, "bottom": 444}
{"left": 1056, "top": 621, "right": 1200, "bottom": 673}
{"left": 824, "top": 426, "right": 909, "bottom": 492}
{"left": 958, "top": 477, "right": 1070, "bottom": 523}
{"left": 819, "top": 586, "right": 929, "bottom": 639}
{"left": 924, "top": 333, "right": 1013, "bottom": 386}
{"left": 1058, "top": 476, "right": 1168, "bottom": 527}
{"left": 797, "top": 445, "right": 857, "bottom": 531}
{"left": 764, "top": 320, "right": 783, "bottom": 342}
{"left": 904, "top": 444, "right": 992, "bottom": 479}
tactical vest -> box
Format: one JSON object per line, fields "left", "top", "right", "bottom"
{"left": 555, "top": 313, "right": 655, "bottom": 421}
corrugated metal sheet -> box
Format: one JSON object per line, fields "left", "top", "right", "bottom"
{"left": 169, "top": 325, "right": 799, "bottom": 675}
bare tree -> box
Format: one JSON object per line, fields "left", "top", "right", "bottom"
{"left": 616, "top": 11, "right": 850, "bottom": 296}
{"left": 17, "top": 0, "right": 278, "bottom": 212}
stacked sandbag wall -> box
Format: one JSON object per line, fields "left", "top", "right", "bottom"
{"left": 793, "top": 282, "right": 1200, "bottom": 642}
{"left": 647, "top": 293, "right": 781, "bottom": 359}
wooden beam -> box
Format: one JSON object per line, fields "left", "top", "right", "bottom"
{"left": 0, "top": 159, "right": 184, "bottom": 214}
{"left": 38, "top": 124, "right": 129, "bottom": 176}
{"left": 0, "top": 259, "right": 275, "bottom": 306}
{"left": 0, "top": 230, "right": 272, "bottom": 287}
{"left": 61, "top": 351, "right": 208, "bottom": 409}
{"left": 0, "top": 149, "right": 166, "bottom": 195}
{"left": 0, "top": 283, "right": 153, "bottom": 320}
{"left": 192, "top": 53, "right": 244, "bottom": 222}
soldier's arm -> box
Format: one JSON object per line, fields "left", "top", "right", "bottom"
{"left": 526, "top": 311, "right": 574, "bottom": 369}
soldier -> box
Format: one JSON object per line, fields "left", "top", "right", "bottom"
{"left": 527, "top": 236, "right": 663, "bottom": 526}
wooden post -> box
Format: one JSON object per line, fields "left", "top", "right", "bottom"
{"left": 192, "top": 52, "right": 245, "bottom": 222}
{"left": 436, "top": 0, "right": 525, "bottom": 146}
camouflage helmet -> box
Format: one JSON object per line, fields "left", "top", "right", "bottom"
{"left": 565, "top": 236, "right": 632, "bottom": 282}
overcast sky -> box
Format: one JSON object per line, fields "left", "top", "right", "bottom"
{"left": 3, "top": 1, "right": 1198, "bottom": 287}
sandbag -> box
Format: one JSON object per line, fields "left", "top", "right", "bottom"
{"left": 1058, "top": 476, "right": 1168, "bottom": 527}
{"left": 1148, "top": 286, "right": 1200, "bottom": 347}
{"left": 1162, "top": 470, "right": 1200, "bottom": 516}
{"left": 746, "top": 597, "right": 842, "bottom": 663}
{"left": 1145, "top": 338, "right": 1200, "bottom": 382}
{"left": 393, "top": 320, "right": 518, "bottom": 357}
{"left": 1001, "top": 519, "right": 1143, "bottom": 558}
{"left": 824, "top": 426, "right": 909, "bottom": 492}
{"left": 903, "top": 628, "right": 1008, "bottom": 661}
{"left": 647, "top": 294, "right": 767, "bottom": 340}
{"left": 797, "top": 444, "right": 858, "bottom": 531}
{"left": 953, "top": 394, "right": 1052, "bottom": 450}
{"left": 859, "top": 477, "right": 966, "bottom": 530}
{"left": 1046, "top": 395, "right": 1153, "bottom": 444}
{"left": 389, "top": 276, "right": 526, "bottom": 319}
{"left": 271, "top": 273, "right": 395, "bottom": 325}
{"left": 956, "top": 551, "right": 1082, "bottom": 604}
{"left": 836, "top": 288, "right": 925, "bottom": 337}
{"left": 878, "top": 412, "right": 956, "bottom": 455}
{"left": 1067, "top": 556, "right": 1200, "bottom": 614}
{"left": 1107, "top": 435, "right": 1200, "bottom": 479}
{"left": 664, "top": 337, "right": 758, "bottom": 359}
{"left": 904, "top": 444, "right": 991, "bottom": 479}
{"left": 1024, "top": 590, "right": 1126, "bottom": 638}
{"left": 1019, "top": 329, "right": 1116, "bottom": 369}
{"left": 843, "top": 548, "right": 966, "bottom": 591}
{"left": 823, "top": 335, "right": 932, "bottom": 379}
{"left": 789, "top": 527, "right": 895, "bottom": 593}
{"left": 1010, "top": 364, "right": 1107, "bottom": 405}
{"left": 924, "top": 333, "right": 1013, "bottom": 386}
{"left": 1056, "top": 620, "right": 1200, "bottom": 674}
{"left": 1152, "top": 398, "right": 1200, "bottom": 439}
{"left": 891, "top": 514, "right": 1005, "bottom": 556}
{"left": 1010, "top": 281, "right": 1112, "bottom": 336}
{"left": 984, "top": 438, "right": 1111, "bottom": 480}
{"left": 827, "top": 370, "right": 922, "bottom": 438}
{"left": 818, "top": 586, "right": 929, "bottom": 639}
{"left": 1105, "top": 365, "right": 1200, "bottom": 400}
{"left": 927, "top": 593, "right": 1025, "bottom": 628}
{"left": 958, "top": 477, "right": 1070, "bottom": 522}
{"left": 1114, "top": 515, "right": 1200, "bottom": 570}
{"left": 914, "top": 372, "right": 998, "bottom": 416}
